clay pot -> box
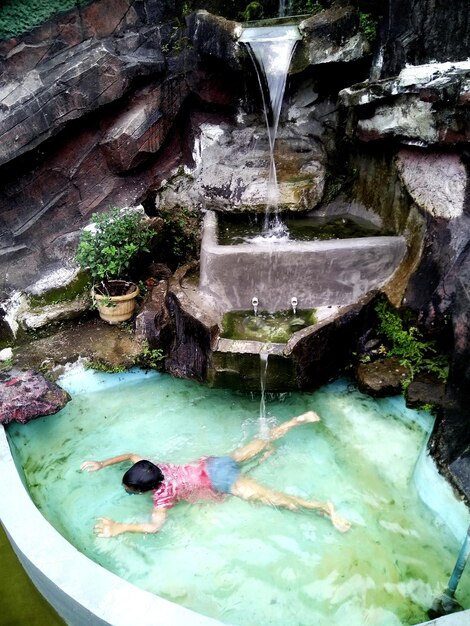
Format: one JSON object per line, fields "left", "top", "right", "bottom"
{"left": 92, "top": 280, "right": 139, "bottom": 324}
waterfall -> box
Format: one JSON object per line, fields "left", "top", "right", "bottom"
{"left": 240, "top": 25, "right": 301, "bottom": 235}
{"left": 278, "top": 0, "right": 293, "bottom": 18}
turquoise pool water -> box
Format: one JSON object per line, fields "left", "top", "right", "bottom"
{"left": 6, "top": 367, "right": 470, "bottom": 626}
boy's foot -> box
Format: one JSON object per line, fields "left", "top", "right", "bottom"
{"left": 325, "top": 502, "right": 351, "bottom": 533}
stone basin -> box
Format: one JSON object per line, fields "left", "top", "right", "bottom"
{"left": 199, "top": 210, "right": 406, "bottom": 312}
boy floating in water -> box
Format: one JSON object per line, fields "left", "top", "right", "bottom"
{"left": 81, "top": 411, "right": 351, "bottom": 536}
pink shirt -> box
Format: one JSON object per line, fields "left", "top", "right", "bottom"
{"left": 152, "top": 458, "right": 224, "bottom": 509}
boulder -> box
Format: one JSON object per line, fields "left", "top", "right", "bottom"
{"left": 100, "top": 77, "right": 190, "bottom": 173}
{"left": 186, "top": 10, "right": 241, "bottom": 70}
{"left": 298, "top": 5, "right": 370, "bottom": 68}
{"left": 396, "top": 150, "right": 466, "bottom": 220}
{"left": 405, "top": 374, "right": 445, "bottom": 409}
{"left": 153, "top": 112, "right": 327, "bottom": 213}
{"left": 0, "top": 369, "right": 70, "bottom": 424}
{"left": 355, "top": 357, "right": 411, "bottom": 397}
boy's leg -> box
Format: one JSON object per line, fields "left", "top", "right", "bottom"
{"left": 231, "top": 411, "right": 321, "bottom": 463}
{"left": 230, "top": 475, "right": 351, "bottom": 533}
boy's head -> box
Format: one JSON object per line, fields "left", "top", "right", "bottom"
{"left": 122, "top": 460, "right": 164, "bottom": 493}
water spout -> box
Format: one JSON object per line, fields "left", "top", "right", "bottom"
{"left": 259, "top": 349, "right": 270, "bottom": 437}
{"left": 252, "top": 296, "right": 259, "bottom": 316}
{"left": 291, "top": 296, "right": 298, "bottom": 315}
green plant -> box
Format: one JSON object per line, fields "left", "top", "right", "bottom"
{"left": 182, "top": 1, "right": 193, "bottom": 15}
{"left": 0, "top": 357, "right": 13, "bottom": 370}
{"left": 359, "top": 12, "right": 377, "bottom": 42}
{"left": 0, "top": 0, "right": 91, "bottom": 40}
{"left": 289, "top": 0, "right": 323, "bottom": 15}
{"left": 85, "top": 360, "right": 126, "bottom": 374}
{"left": 156, "top": 205, "right": 200, "bottom": 269}
{"left": 240, "top": 1, "right": 264, "bottom": 21}
{"left": 75, "top": 208, "right": 155, "bottom": 284}
{"left": 137, "top": 342, "right": 165, "bottom": 370}
{"left": 375, "top": 299, "right": 449, "bottom": 382}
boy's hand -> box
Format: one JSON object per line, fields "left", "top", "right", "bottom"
{"left": 94, "top": 517, "right": 122, "bottom": 537}
{"left": 80, "top": 460, "right": 102, "bottom": 472}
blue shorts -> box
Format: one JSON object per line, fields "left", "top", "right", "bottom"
{"left": 206, "top": 456, "right": 241, "bottom": 493}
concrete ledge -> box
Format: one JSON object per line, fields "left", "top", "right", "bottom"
{"left": 199, "top": 211, "right": 406, "bottom": 311}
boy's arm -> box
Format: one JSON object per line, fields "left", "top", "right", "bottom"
{"left": 80, "top": 453, "right": 143, "bottom": 472}
{"left": 94, "top": 509, "right": 168, "bottom": 537}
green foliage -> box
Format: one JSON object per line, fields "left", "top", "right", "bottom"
{"left": 85, "top": 360, "right": 126, "bottom": 374}
{"left": 375, "top": 299, "right": 449, "bottom": 382}
{"left": 0, "top": 357, "right": 13, "bottom": 371}
{"left": 289, "top": 0, "right": 323, "bottom": 15}
{"left": 75, "top": 208, "right": 155, "bottom": 284}
{"left": 240, "top": 1, "right": 264, "bottom": 21}
{"left": 0, "top": 0, "right": 91, "bottom": 40}
{"left": 156, "top": 205, "right": 200, "bottom": 269}
{"left": 136, "top": 342, "right": 165, "bottom": 370}
{"left": 359, "top": 12, "right": 377, "bottom": 42}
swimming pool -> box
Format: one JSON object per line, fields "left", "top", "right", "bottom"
{"left": 3, "top": 365, "right": 470, "bottom": 626}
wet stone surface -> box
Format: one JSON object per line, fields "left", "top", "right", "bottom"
{"left": 0, "top": 368, "right": 70, "bottom": 424}
{"left": 355, "top": 357, "right": 411, "bottom": 397}
{"left": 10, "top": 318, "right": 143, "bottom": 375}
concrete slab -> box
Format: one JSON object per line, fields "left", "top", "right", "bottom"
{"left": 199, "top": 211, "right": 406, "bottom": 312}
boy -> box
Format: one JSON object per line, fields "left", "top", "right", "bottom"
{"left": 81, "top": 410, "right": 351, "bottom": 536}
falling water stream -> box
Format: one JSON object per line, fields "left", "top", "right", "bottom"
{"left": 258, "top": 350, "right": 270, "bottom": 437}
{"left": 240, "top": 25, "right": 301, "bottom": 235}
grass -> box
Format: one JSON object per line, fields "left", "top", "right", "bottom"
{"left": 0, "top": 524, "right": 65, "bottom": 625}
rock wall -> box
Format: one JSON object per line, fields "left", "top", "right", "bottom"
{"left": 0, "top": 1, "right": 374, "bottom": 301}
{"left": 380, "top": 0, "right": 470, "bottom": 77}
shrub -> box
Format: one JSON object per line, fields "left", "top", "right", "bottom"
{"left": 375, "top": 299, "right": 449, "bottom": 382}
{"left": 75, "top": 208, "right": 155, "bottom": 284}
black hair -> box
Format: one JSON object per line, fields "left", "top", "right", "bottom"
{"left": 122, "top": 460, "right": 164, "bottom": 492}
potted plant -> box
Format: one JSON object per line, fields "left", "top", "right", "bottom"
{"left": 75, "top": 207, "right": 156, "bottom": 324}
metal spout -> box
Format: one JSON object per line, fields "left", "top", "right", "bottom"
{"left": 252, "top": 297, "right": 259, "bottom": 316}
{"left": 291, "top": 296, "right": 298, "bottom": 315}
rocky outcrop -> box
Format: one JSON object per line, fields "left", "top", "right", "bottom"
{"left": 186, "top": 10, "right": 241, "bottom": 70}
{"left": 297, "top": 5, "right": 371, "bottom": 68}
{"left": 429, "top": 247, "right": 470, "bottom": 473}
{"left": 11, "top": 317, "right": 144, "bottom": 373}
{"left": 0, "top": 368, "right": 70, "bottom": 424}
{"left": 380, "top": 0, "right": 470, "bottom": 77}
{"left": 340, "top": 62, "right": 470, "bottom": 145}
{"left": 152, "top": 113, "right": 327, "bottom": 213}
{"left": 0, "top": 39, "right": 165, "bottom": 167}
{"left": 336, "top": 1, "right": 470, "bottom": 496}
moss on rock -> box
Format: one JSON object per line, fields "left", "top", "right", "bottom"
{"left": 0, "top": 0, "right": 92, "bottom": 40}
